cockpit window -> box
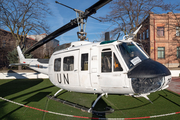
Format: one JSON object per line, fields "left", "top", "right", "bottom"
{"left": 101, "top": 51, "right": 123, "bottom": 72}
{"left": 101, "top": 52, "right": 112, "bottom": 72}
{"left": 117, "top": 42, "right": 148, "bottom": 68}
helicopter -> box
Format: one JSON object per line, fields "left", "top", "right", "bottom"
{"left": 12, "top": 0, "right": 171, "bottom": 113}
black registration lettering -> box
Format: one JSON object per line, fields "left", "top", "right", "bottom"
{"left": 57, "top": 73, "right": 69, "bottom": 84}
{"left": 63, "top": 74, "right": 69, "bottom": 84}
{"left": 57, "top": 74, "right": 62, "bottom": 83}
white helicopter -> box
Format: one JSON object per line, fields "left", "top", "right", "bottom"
{"left": 12, "top": 0, "right": 171, "bottom": 113}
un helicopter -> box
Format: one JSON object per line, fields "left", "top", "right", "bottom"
{"left": 12, "top": 0, "right": 171, "bottom": 113}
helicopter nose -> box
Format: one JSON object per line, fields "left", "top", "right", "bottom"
{"left": 128, "top": 59, "right": 171, "bottom": 78}
{"left": 127, "top": 59, "right": 171, "bottom": 94}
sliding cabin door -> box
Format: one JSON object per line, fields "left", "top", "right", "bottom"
{"left": 53, "top": 50, "right": 80, "bottom": 88}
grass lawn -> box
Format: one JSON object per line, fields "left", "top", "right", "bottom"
{"left": 0, "top": 79, "right": 180, "bottom": 120}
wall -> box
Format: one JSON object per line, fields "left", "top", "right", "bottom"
{"left": 139, "top": 12, "right": 180, "bottom": 67}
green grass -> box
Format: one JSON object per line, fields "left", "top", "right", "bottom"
{"left": 0, "top": 79, "right": 180, "bottom": 120}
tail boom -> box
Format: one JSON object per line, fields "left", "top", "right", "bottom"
{"left": 16, "top": 46, "right": 49, "bottom": 75}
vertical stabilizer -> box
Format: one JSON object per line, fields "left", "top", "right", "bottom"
{"left": 17, "top": 46, "right": 25, "bottom": 63}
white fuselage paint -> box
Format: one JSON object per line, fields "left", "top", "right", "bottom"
{"left": 18, "top": 40, "right": 171, "bottom": 96}
{"left": 48, "top": 40, "right": 134, "bottom": 94}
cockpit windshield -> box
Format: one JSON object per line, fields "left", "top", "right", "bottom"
{"left": 117, "top": 42, "right": 148, "bottom": 69}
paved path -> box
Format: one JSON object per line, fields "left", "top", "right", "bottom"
{"left": 0, "top": 70, "right": 48, "bottom": 79}
{"left": 167, "top": 77, "right": 180, "bottom": 95}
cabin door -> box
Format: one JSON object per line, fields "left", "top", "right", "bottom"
{"left": 90, "top": 47, "right": 99, "bottom": 90}
{"left": 98, "top": 47, "right": 127, "bottom": 93}
{"left": 60, "top": 50, "right": 80, "bottom": 87}
{"left": 79, "top": 51, "right": 91, "bottom": 88}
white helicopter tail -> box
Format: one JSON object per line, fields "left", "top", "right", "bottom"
{"left": 10, "top": 46, "right": 49, "bottom": 75}
{"left": 17, "top": 46, "right": 25, "bottom": 63}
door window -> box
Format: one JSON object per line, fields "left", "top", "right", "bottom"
{"left": 63, "top": 56, "right": 74, "bottom": 71}
{"left": 101, "top": 52, "right": 112, "bottom": 72}
{"left": 113, "top": 53, "right": 123, "bottom": 71}
{"left": 101, "top": 51, "right": 123, "bottom": 72}
{"left": 81, "top": 53, "right": 88, "bottom": 71}
{"left": 54, "top": 58, "right": 61, "bottom": 71}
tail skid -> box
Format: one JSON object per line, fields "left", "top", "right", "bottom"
{"left": 15, "top": 46, "right": 49, "bottom": 75}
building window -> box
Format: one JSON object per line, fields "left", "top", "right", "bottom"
{"left": 177, "top": 47, "right": 180, "bottom": 58}
{"left": 158, "top": 47, "right": 165, "bottom": 59}
{"left": 63, "top": 56, "right": 74, "bottom": 71}
{"left": 143, "top": 31, "right": 145, "bottom": 40}
{"left": 139, "top": 34, "right": 141, "bottom": 40}
{"left": 54, "top": 58, "right": 61, "bottom": 71}
{"left": 146, "top": 29, "right": 149, "bottom": 38}
{"left": 2, "top": 40, "right": 6, "bottom": 47}
{"left": 176, "top": 26, "right": 180, "bottom": 37}
{"left": 81, "top": 53, "right": 88, "bottom": 71}
{"left": 157, "top": 27, "right": 164, "bottom": 37}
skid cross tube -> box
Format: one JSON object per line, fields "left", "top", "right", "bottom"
{"left": 54, "top": 89, "right": 63, "bottom": 97}
{"left": 88, "top": 93, "right": 105, "bottom": 113}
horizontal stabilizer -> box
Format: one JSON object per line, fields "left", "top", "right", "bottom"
{"left": 9, "top": 63, "right": 29, "bottom": 67}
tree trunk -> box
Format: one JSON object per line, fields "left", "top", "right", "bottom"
{"left": 18, "top": 57, "right": 22, "bottom": 70}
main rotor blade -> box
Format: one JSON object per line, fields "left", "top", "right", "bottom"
{"left": 24, "top": 0, "right": 112, "bottom": 54}
{"left": 83, "top": 0, "right": 112, "bottom": 18}
{"left": 24, "top": 18, "right": 78, "bottom": 54}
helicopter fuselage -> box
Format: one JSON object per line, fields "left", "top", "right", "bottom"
{"left": 48, "top": 40, "right": 171, "bottom": 95}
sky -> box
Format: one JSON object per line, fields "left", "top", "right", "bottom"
{"left": 45, "top": 0, "right": 115, "bottom": 45}
{"left": 45, "top": 0, "right": 180, "bottom": 45}
{"left": 2, "top": 0, "right": 179, "bottom": 45}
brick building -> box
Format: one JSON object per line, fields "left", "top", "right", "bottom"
{"left": 27, "top": 34, "right": 59, "bottom": 57}
{"left": 0, "top": 29, "right": 59, "bottom": 69}
{"left": 137, "top": 12, "right": 180, "bottom": 67}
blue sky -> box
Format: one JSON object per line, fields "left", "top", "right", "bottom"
{"left": 45, "top": 0, "right": 180, "bottom": 45}
{"left": 45, "top": 0, "right": 115, "bottom": 44}
{"left": 2, "top": 0, "right": 179, "bottom": 45}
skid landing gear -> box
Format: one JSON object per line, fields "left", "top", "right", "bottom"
{"left": 88, "top": 93, "right": 114, "bottom": 115}
{"left": 47, "top": 90, "right": 114, "bottom": 114}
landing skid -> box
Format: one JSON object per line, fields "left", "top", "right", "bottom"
{"left": 47, "top": 95, "right": 114, "bottom": 114}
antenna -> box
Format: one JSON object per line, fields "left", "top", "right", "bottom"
{"left": 122, "top": 25, "right": 143, "bottom": 40}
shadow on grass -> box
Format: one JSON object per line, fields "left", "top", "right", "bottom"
{"left": 0, "top": 79, "right": 54, "bottom": 120}
{"left": 56, "top": 91, "right": 68, "bottom": 97}
{"left": 159, "top": 94, "right": 180, "bottom": 107}
{"left": 6, "top": 70, "right": 27, "bottom": 79}
{"left": 0, "top": 92, "right": 51, "bottom": 120}
{"left": 47, "top": 93, "right": 110, "bottom": 119}
{"left": 23, "top": 92, "right": 51, "bottom": 102}
{"left": 6, "top": 70, "right": 43, "bottom": 79}
{"left": 164, "top": 89, "right": 180, "bottom": 98}
{"left": 115, "top": 90, "right": 180, "bottom": 112}
{"left": 91, "top": 94, "right": 109, "bottom": 119}
{"left": 0, "top": 79, "right": 43, "bottom": 97}
{"left": 115, "top": 94, "right": 161, "bottom": 111}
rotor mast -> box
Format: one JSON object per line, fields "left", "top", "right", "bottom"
{"left": 56, "top": 1, "right": 97, "bottom": 41}
{"left": 75, "top": 9, "right": 87, "bottom": 41}
{"left": 24, "top": 0, "right": 112, "bottom": 54}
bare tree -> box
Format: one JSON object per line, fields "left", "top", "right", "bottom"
{"left": 0, "top": 0, "right": 51, "bottom": 48}
{"left": 99, "top": 0, "right": 180, "bottom": 37}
